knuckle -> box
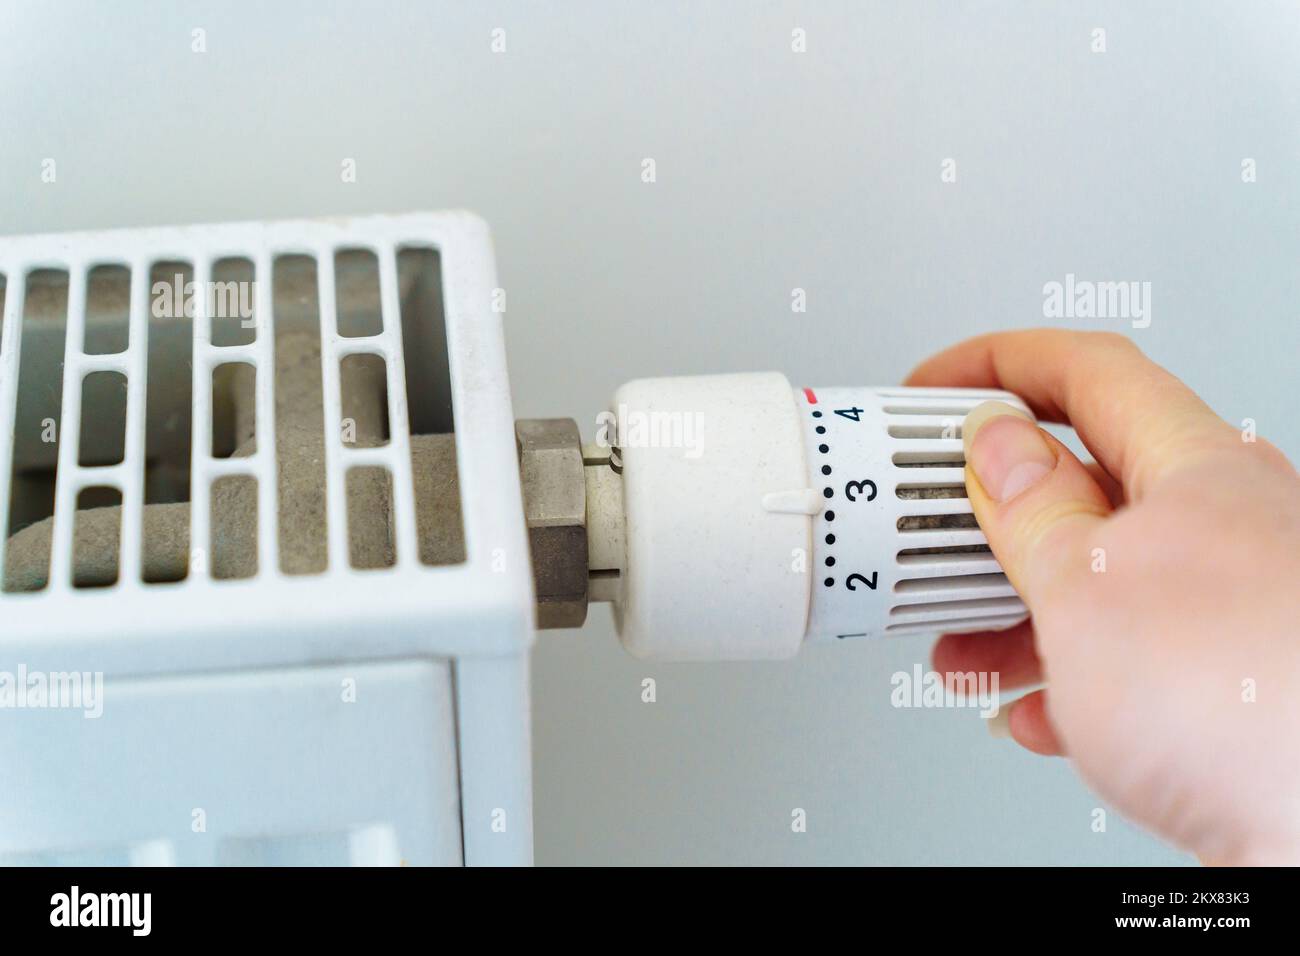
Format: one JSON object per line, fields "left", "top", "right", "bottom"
{"left": 1088, "top": 330, "right": 1140, "bottom": 354}
{"left": 1013, "top": 500, "right": 1109, "bottom": 596}
{"left": 1019, "top": 499, "right": 1109, "bottom": 553}
{"left": 1245, "top": 436, "right": 1299, "bottom": 479}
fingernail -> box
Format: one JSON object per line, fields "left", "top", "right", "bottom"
{"left": 963, "top": 401, "right": 1056, "bottom": 502}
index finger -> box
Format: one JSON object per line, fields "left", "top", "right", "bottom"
{"left": 905, "top": 329, "right": 1232, "bottom": 500}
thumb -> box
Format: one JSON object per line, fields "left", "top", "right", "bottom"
{"left": 962, "top": 401, "right": 1113, "bottom": 604}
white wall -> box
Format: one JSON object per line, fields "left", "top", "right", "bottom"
{"left": 4, "top": 0, "right": 1296, "bottom": 864}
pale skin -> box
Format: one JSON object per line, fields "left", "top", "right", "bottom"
{"left": 906, "top": 329, "right": 1300, "bottom": 866}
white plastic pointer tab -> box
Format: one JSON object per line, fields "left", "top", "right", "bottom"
{"left": 761, "top": 489, "right": 823, "bottom": 515}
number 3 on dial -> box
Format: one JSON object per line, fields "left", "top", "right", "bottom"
{"left": 845, "top": 479, "right": 877, "bottom": 502}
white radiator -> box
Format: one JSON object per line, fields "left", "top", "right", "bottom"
{"left": 0, "top": 212, "right": 534, "bottom": 866}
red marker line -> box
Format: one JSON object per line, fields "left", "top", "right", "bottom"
{"left": 803, "top": 387, "right": 818, "bottom": 405}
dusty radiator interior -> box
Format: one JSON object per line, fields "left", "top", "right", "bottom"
{"left": 1, "top": 251, "right": 466, "bottom": 592}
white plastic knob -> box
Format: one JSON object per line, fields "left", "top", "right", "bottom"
{"left": 605, "top": 373, "right": 1032, "bottom": 661}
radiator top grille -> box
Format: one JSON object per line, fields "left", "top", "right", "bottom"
{"left": 0, "top": 213, "right": 534, "bottom": 674}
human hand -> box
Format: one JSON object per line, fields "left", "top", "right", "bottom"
{"left": 907, "top": 330, "right": 1300, "bottom": 866}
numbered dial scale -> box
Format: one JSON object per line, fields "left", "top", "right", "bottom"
{"left": 796, "top": 386, "right": 1029, "bottom": 642}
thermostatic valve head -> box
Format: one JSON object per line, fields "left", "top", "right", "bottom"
{"left": 604, "top": 373, "right": 1032, "bottom": 661}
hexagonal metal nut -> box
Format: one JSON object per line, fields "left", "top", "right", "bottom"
{"left": 516, "top": 418, "right": 588, "bottom": 629}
